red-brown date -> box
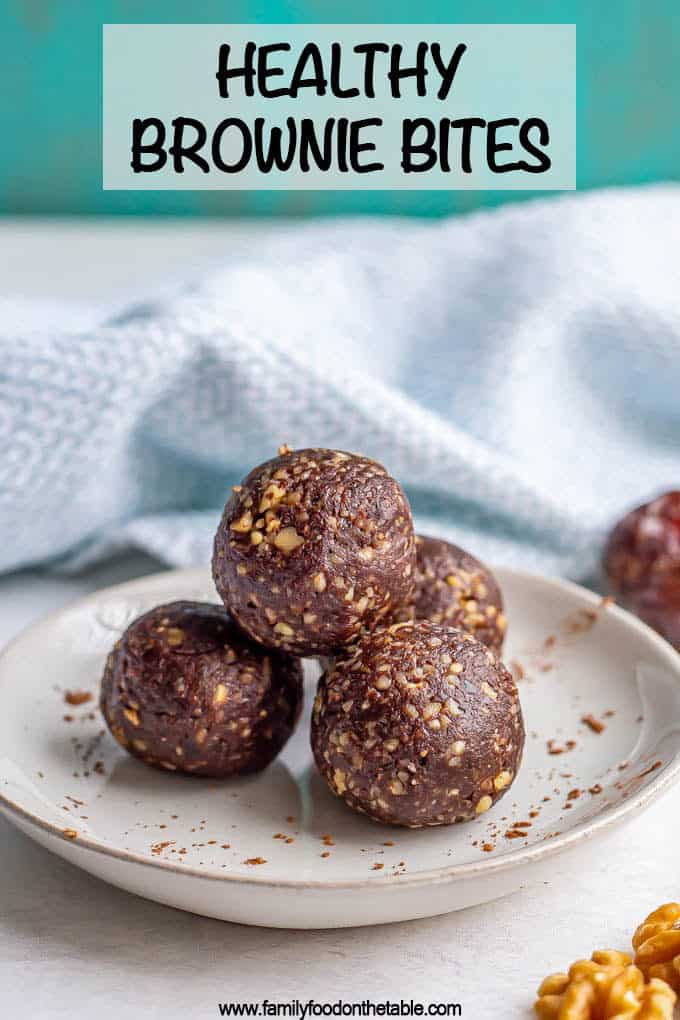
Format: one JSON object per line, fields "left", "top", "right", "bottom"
{"left": 630, "top": 575, "right": 680, "bottom": 650}
{"left": 604, "top": 491, "right": 680, "bottom": 597}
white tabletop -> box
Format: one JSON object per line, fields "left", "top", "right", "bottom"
{"left": 1, "top": 219, "right": 678, "bottom": 1019}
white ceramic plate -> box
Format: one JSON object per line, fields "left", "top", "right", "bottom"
{"left": 1, "top": 566, "right": 680, "bottom": 929}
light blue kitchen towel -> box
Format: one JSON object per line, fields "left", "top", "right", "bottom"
{"left": 2, "top": 185, "right": 680, "bottom": 583}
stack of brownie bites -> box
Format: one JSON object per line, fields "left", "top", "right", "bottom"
{"left": 101, "top": 447, "right": 525, "bottom": 828}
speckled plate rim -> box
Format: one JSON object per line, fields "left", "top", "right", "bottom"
{"left": 2, "top": 566, "right": 680, "bottom": 891}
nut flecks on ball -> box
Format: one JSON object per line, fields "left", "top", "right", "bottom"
{"left": 396, "top": 535, "right": 506, "bottom": 651}
{"left": 100, "top": 601, "right": 303, "bottom": 777}
{"left": 310, "top": 620, "right": 525, "bottom": 828}
{"left": 212, "top": 448, "right": 417, "bottom": 656}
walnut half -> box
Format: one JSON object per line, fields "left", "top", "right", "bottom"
{"left": 633, "top": 902, "right": 680, "bottom": 991}
{"left": 535, "top": 950, "right": 676, "bottom": 1019}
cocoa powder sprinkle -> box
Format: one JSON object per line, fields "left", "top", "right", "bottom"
{"left": 64, "top": 690, "right": 93, "bottom": 706}
{"left": 582, "top": 713, "right": 605, "bottom": 734}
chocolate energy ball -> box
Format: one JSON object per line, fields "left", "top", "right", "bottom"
{"left": 212, "top": 447, "right": 416, "bottom": 657}
{"left": 101, "top": 601, "right": 303, "bottom": 777}
{"left": 311, "top": 621, "right": 524, "bottom": 827}
{"left": 397, "top": 535, "right": 506, "bottom": 651}
{"left": 604, "top": 491, "right": 680, "bottom": 598}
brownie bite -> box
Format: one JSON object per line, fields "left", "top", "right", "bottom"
{"left": 101, "top": 601, "right": 303, "bottom": 777}
{"left": 311, "top": 620, "right": 524, "bottom": 827}
{"left": 397, "top": 535, "right": 506, "bottom": 651}
{"left": 212, "top": 447, "right": 416, "bottom": 656}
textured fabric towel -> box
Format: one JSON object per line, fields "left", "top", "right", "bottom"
{"left": 2, "top": 184, "right": 680, "bottom": 583}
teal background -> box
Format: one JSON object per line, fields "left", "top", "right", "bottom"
{"left": 1, "top": 1, "right": 678, "bottom": 218}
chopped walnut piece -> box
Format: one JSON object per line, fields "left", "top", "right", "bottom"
{"left": 273, "top": 527, "right": 304, "bottom": 553}
{"left": 213, "top": 683, "right": 228, "bottom": 706}
{"left": 494, "top": 770, "right": 513, "bottom": 791}
{"left": 230, "top": 511, "right": 253, "bottom": 533}
{"left": 123, "top": 706, "right": 140, "bottom": 727}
